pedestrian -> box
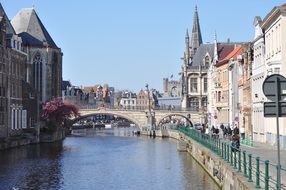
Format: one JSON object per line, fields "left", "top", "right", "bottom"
{"left": 227, "top": 125, "right": 232, "bottom": 137}
{"left": 214, "top": 126, "right": 219, "bottom": 138}
{"left": 201, "top": 124, "right": 205, "bottom": 133}
{"left": 205, "top": 125, "right": 209, "bottom": 135}
{"left": 231, "top": 134, "right": 240, "bottom": 152}
{"left": 211, "top": 125, "right": 215, "bottom": 137}
{"left": 220, "top": 123, "right": 224, "bottom": 131}
{"left": 223, "top": 126, "right": 228, "bottom": 138}
{"left": 233, "top": 124, "right": 239, "bottom": 136}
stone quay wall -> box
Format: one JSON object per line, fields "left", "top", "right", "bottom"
{"left": 142, "top": 129, "right": 256, "bottom": 190}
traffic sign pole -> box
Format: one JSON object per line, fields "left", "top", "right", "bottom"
{"left": 275, "top": 77, "right": 281, "bottom": 190}
{"left": 262, "top": 74, "right": 286, "bottom": 190}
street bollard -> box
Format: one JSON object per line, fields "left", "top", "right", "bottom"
{"left": 255, "top": 157, "right": 261, "bottom": 188}
{"left": 248, "top": 154, "right": 253, "bottom": 182}
{"left": 265, "top": 160, "right": 269, "bottom": 190}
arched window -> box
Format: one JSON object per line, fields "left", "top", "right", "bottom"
{"left": 33, "top": 52, "right": 43, "bottom": 100}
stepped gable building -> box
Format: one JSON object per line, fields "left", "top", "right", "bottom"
{"left": 11, "top": 8, "right": 63, "bottom": 104}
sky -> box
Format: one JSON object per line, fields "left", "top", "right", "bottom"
{"left": 1, "top": 0, "right": 286, "bottom": 92}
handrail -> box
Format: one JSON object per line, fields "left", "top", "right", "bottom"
{"left": 176, "top": 125, "right": 286, "bottom": 190}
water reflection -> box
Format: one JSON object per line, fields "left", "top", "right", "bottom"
{"left": 0, "top": 129, "right": 219, "bottom": 190}
{"left": 0, "top": 142, "right": 63, "bottom": 190}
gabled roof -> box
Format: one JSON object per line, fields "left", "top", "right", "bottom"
{"left": 217, "top": 43, "right": 236, "bottom": 61}
{"left": 191, "top": 43, "right": 214, "bottom": 66}
{"left": 11, "top": 8, "right": 58, "bottom": 48}
{"left": 216, "top": 46, "right": 242, "bottom": 67}
{"left": 262, "top": 3, "right": 286, "bottom": 29}
{"left": 0, "top": 3, "right": 16, "bottom": 35}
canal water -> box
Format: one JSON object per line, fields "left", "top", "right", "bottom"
{"left": 0, "top": 129, "right": 219, "bottom": 190}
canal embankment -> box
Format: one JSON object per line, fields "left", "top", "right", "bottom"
{"left": 141, "top": 129, "right": 256, "bottom": 190}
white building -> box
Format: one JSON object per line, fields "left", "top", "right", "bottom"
{"left": 120, "top": 91, "right": 137, "bottom": 110}
{"left": 252, "top": 16, "right": 266, "bottom": 143}
{"left": 260, "top": 4, "right": 286, "bottom": 148}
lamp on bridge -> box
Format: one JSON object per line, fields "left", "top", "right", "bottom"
{"left": 145, "top": 83, "right": 156, "bottom": 136}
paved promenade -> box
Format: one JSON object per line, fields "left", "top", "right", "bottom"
{"left": 241, "top": 141, "right": 286, "bottom": 167}
{"left": 241, "top": 141, "right": 286, "bottom": 189}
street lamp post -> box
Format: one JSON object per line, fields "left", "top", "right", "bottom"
{"left": 145, "top": 83, "right": 155, "bottom": 136}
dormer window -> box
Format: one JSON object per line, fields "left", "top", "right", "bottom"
{"left": 205, "top": 55, "right": 210, "bottom": 67}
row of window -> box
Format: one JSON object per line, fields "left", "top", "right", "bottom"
{"left": 12, "top": 40, "right": 22, "bottom": 51}
{"left": 11, "top": 109, "right": 27, "bottom": 130}
{"left": 189, "top": 97, "right": 207, "bottom": 111}
{"left": 265, "top": 23, "right": 282, "bottom": 59}
{"left": 190, "top": 78, "right": 207, "bottom": 93}
{"left": 123, "top": 100, "right": 135, "bottom": 105}
{"left": 137, "top": 100, "right": 148, "bottom": 105}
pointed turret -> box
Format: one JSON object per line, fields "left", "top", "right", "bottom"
{"left": 213, "top": 31, "right": 218, "bottom": 64}
{"left": 190, "top": 6, "right": 203, "bottom": 59}
{"left": 184, "top": 28, "right": 190, "bottom": 65}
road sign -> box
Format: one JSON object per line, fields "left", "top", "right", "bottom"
{"left": 263, "top": 74, "right": 286, "bottom": 102}
{"left": 264, "top": 102, "right": 286, "bottom": 117}
{"left": 262, "top": 74, "right": 286, "bottom": 189}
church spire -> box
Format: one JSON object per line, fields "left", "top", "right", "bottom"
{"left": 190, "top": 5, "right": 203, "bottom": 59}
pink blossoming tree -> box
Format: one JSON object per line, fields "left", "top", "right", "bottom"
{"left": 42, "top": 98, "right": 79, "bottom": 129}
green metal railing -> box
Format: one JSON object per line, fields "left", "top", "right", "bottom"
{"left": 176, "top": 126, "right": 286, "bottom": 190}
{"left": 241, "top": 136, "right": 254, "bottom": 147}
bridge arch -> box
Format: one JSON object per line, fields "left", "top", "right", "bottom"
{"left": 72, "top": 111, "right": 141, "bottom": 128}
{"left": 156, "top": 114, "right": 193, "bottom": 127}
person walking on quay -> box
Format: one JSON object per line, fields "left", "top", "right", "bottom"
{"left": 205, "top": 124, "right": 209, "bottom": 135}
{"left": 223, "top": 125, "right": 228, "bottom": 138}
{"left": 227, "top": 124, "right": 232, "bottom": 138}
{"left": 233, "top": 124, "right": 239, "bottom": 136}
{"left": 231, "top": 134, "right": 240, "bottom": 152}
{"left": 211, "top": 125, "right": 216, "bottom": 137}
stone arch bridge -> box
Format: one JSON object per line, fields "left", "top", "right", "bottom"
{"left": 75, "top": 108, "right": 202, "bottom": 129}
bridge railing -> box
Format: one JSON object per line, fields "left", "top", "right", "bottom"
{"left": 176, "top": 126, "right": 286, "bottom": 190}
{"left": 79, "top": 105, "right": 198, "bottom": 112}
